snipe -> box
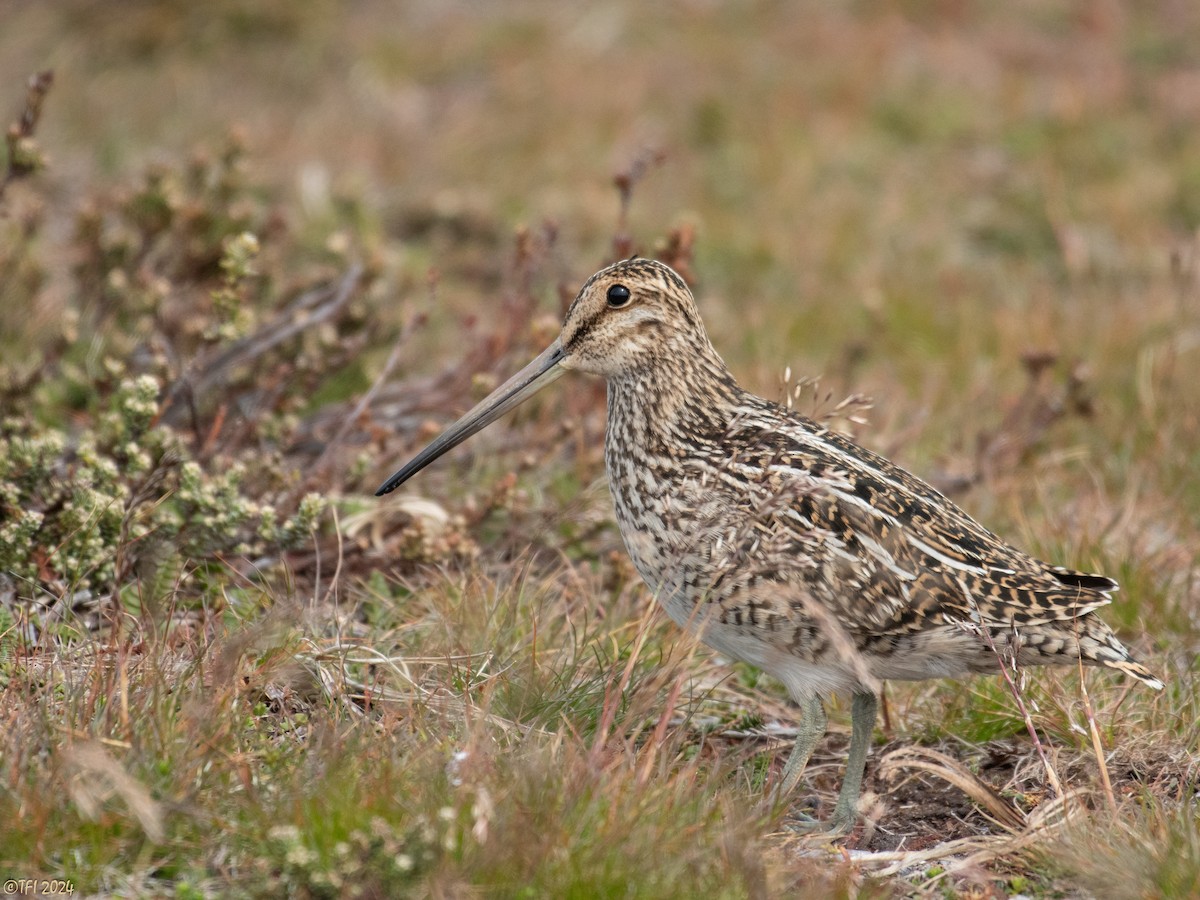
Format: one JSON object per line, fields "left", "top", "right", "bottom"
{"left": 377, "top": 258, "right": 1162, "bottom": 833}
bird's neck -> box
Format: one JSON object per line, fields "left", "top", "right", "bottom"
{"left": 605, "top": 347, "right": 743, "bottom": 453}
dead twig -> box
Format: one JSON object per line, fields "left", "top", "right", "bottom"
{"left": 612, "top": 146, "right": 667, "bottom": 259}
{"left": 0, "top": 70, "right": 53, "bottom": 205}
{"left": 311, "top": 308, "right": 419, "bottom": 482}
{"left": 975, "top": 609, "right": 1065, "bottom": 799}
{"left": 161, "top": 263, "right": 364, "bottom": 436}
{"left": 192, "top": 263, "right": 364, "bottom": 399}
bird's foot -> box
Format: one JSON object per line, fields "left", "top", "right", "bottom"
{"left": 781, "top": 809, "right": 820, "bottom": 832}
{"left": 828, "top": 805, "right": 858, "bottom": 837}
{"left": 781, "top": 805, "right": 858, "bottom": 840}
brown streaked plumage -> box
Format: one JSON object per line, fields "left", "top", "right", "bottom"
{"left": 377, "top": 258, "right": 1162, "bottom": 832}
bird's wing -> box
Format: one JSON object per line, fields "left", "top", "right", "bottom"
{"left": 723, "top": 413, "right": 1116, "bottom": 635}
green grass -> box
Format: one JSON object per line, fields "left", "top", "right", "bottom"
{"left": 1, "top": 1, "right": 1199, "bottom": 896}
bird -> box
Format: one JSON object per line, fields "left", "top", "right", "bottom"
{"left": 376, "top": 257, "right": 1163, "bottom": 833}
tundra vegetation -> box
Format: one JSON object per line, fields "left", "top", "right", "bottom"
{"left": 0, "top": 2, "right": 1196, "bottom": 897}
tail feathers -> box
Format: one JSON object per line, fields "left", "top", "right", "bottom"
{"left": 1103, "top": 657, "right": 1164, "bottom": 691}
{"left": 1024, "top": 617, "right": 1165, "bottom": 690}
{"left": 1049, "top": 565, "right": 1119, "bottom": 593}
{"left": 1092, "top": 628, "right": 1164, "bottom": 690}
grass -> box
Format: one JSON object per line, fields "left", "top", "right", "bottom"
{"left": 1, "top": 1, "right": 1199, "bottom": 896}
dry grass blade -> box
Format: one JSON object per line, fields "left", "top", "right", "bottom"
{"left": 591, "top": 600, "right": 658, "bottom": 764}
{"left": 841, "top": 789, "right": 1088, "bottom": 881}
{"left": 1078, "top": 643, "right": 1119, "bottom": 816}
{"left": 877, "top": 745, "right": 1026, "bottom": 832}
{"left": 829, "top": 834, "right": 1015, "bottom": 874}
{"left": 63, "top": 741, "right": 165, "bottom": 843}
{"left": 298, "top": 637, "right": 543, "bottom": 737}
{"left": 843, "top": 831, "right": 1041, "bottom": 883}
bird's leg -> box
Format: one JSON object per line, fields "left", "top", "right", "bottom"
{"left": 771, "top": 694, "right": 827, "bottom": 805}
{"left": 830, "top": 691, "right": 878, "bottom": 833}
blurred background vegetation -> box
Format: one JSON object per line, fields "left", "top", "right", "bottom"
{"left": 1, "top": 1, "right": 1198, "bottom": 897}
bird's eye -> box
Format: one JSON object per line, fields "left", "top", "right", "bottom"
{"left": 606, "top": 284, "right": 632, "bottom": 308}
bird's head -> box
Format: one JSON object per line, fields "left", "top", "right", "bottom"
{"left": 556, "top": 258, "right": 714, "bottom": 377}
{"left": 375, "top": 258, "right": 717, "bottom": 495}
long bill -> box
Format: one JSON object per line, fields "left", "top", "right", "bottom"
{"left": 375, "top": 339, "right": 568, "bottom": 496}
